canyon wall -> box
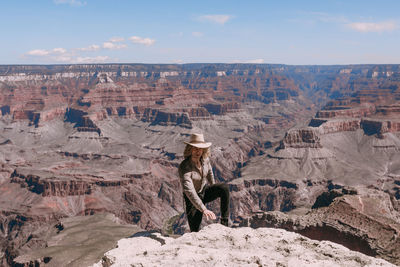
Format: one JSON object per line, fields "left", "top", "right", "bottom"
{"left": 1, "top": 63, "right": 400, "bottom": 266}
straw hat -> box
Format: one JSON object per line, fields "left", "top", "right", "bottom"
{"left": 184, "top": 133, "right": 212, "bottom": 148}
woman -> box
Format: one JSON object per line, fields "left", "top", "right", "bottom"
{"left": 178, "top": 133, "right": 230, "bottom": 232}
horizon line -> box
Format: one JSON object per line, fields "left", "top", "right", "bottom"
{"left": 1, "top": 62, "right": 400, "bottom": 67}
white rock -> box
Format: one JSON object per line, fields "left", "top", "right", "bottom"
{"left": 92, "top": 224, "right": 395, "bottom": 267}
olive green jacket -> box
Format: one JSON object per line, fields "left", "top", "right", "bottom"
{"left": 178, "top": 156, "right": 215, "bottom": 212}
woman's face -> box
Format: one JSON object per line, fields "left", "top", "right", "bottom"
{"left": 191, "top": 146, "right": 203, "bottom": 158}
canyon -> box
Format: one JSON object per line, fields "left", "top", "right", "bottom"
{"left": 0, "top": 63, "right": 400, "bottom": 266}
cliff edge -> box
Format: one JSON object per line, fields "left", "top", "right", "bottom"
{"left": 93, "top": 224, "right": 394, "bottom": 267}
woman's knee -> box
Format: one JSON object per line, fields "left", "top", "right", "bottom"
{"left": 217, "top": 183, "right": 229, "bottom": 195}
{"left": 222, "top": 183, "right": 229, "bottom": 192}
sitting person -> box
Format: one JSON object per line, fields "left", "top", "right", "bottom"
{"left": 178, "top": 133, "right": 230, "bottom": 232}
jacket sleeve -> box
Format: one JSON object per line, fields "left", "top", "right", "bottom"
{"left": 206, "top": 160, "right": 215, "bottom": 185}
{"left": 180, "top": 170, "right": 207, "bottom": 212}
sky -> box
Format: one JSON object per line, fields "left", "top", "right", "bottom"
{"left": 1, "top": 0, "right": 399, "bottom": 65}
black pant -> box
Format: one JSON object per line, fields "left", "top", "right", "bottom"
{"left": 184, "top": 183, "right": 230, "bottom": 232}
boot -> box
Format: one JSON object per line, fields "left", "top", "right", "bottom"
{"left": 220, "top": 218, "right": 229, "bottom": 227}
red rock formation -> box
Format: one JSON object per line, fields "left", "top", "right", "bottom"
{"left": 10, "top": 168, "right": 155, "bottom": 197}
{"left": 309, "top": 83, "right": 400, "bottom": 137}
{"left": 202, "top": 102, "right": 240, "bottom": 115}
{"left": 316, "top": 105, "right": 376, "bottom": 119}
{"left": 309, "top": 111, "right": 400, "bottom": 137}
{"left": 278, "top": 128, "right": 322, "bottom": 149}
{"left": 376, "top": 104, "right": 400, "bottom": 116}
{"left": 0, "top": 65, "right": 302, "bottom": 129}
{"left": 10, "top": 169, "right": 91, "bottom": 196}
{"left": 140, "top": 108, "right": 192, "bottom": 128}
{"left": 309, "top": 118, "right": 361, "bottom": 133}
{"left": 64, "top": 108, "right": 102, "bottom": 134}
{"left": 184, "top": 107, "right": 210, "bottom": 120}
{"left": 150, "top": 111, "right": 192, "bottom": 128}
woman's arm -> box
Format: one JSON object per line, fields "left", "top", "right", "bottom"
{"left": 206, "top": 160, "right": 215, "bottom": 185}
{"left": 181, "top": 171, "right": 207, "bottom": 212}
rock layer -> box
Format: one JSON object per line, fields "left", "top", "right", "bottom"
{"left": 246, "top": 189, "right": 400, "bottom": 265}
{"left": 0, "top": 64, "right": 305, "bottom": 129}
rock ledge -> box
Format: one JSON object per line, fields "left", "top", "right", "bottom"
{"left": 93, "top": 224, "right": 394, "bottom": 267}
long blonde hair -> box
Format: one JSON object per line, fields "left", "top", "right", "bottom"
{"left": 183, "top": 144, "right": 210, "bottom": 160}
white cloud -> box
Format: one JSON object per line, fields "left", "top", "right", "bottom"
{"left": 102, "top": 42, "right": 127, "bottom": 50}
{"left": 26, "top": 48, "right": 68, "bottom": 56}
{"left": 78, "top": 44, "right": 100, "bottom": 51}
{"left": 24, "top": 50, "right": 110, "bottom": 63}
{"left": 347, "top": 21, "right": 397, "bottom": 33}
{"left": 52, "top": 47, "right": 67, "bottom": 54}
{"left": 53, "top": 0, "right": 87, "bottom": 6}
{"left": 129, "top": 36, "right": 155, "bottom": 46}
{"left": 23, "top": 36, "right": 128, "bottom": 63}
{"left": 26, "top": 49, "right": 50, "bottom": 56}
{"left": 109, "top": 37, "right": 125, "bottom": 43}
{"left": 192, "top": 32, "right": 204, "bottom": 37}
{"left": 198, "top": 14, "right": 233, "bottom": 25}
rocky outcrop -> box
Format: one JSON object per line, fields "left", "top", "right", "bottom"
{"left": 10, "top": 168, "right": 152, "bottom": 197}
{"left": 28, "top": 107, "right": 67, "bottom": 127}
{"left": 1, "top": 213, "right": 49, "bottom": 267}
{"left": 305, "top": 83, "right": 400, "bottom": 141}
{"left": 376, "top": 104, "right": 400, "bottom": 116}
{"left": 257, "top": 115, "right": 293, "bottom": 128}
{"left": 142, "top": 109, "right": 192, "bottom": 128}
{"left": 227, "top": 178, "right": 299, "bottom": 225}
{"left": 10, "top": 169, "right": 93, "bottom": 196}
{"left": 316, "top": 104, "right": 376, "bottom": 119}
{"left": 65, "top": 108, "right": 102, "bottom": 134}
{"left": 183, "top": 107, "right": 210, "bottom": 120}
{"left": 309, "top": 118, "right": 360, "bottom": 133}
{"left": 311, "top": 186, "right": 357, "bottom": 208}
{"left": 308, "top": 117, "right": 400, "bottom": 137}
{"left": 202, "top": 102, "right": 240, "bottom": 115}
{"left": 361, "top": 119, "right": 400, "bottom": 136}
{"left": 278, "top": 128, "right": 322, "bottom": 149}
{"left": 246, "top": 190, "right": 400, "bottom": 265}
{"left": 92, "top": 224, "right": 394, "bottom": 267}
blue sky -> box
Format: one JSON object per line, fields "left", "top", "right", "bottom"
{"left": 1, "top": 0, "right": 399, "bottom": 65}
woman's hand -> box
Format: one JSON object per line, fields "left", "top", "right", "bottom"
{"left": 203, "top": 209, "right": 216, "bottom": 220}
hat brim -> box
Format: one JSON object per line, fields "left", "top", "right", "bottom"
{"left": 184, "top": 141, "right": 212, "bottom": 148}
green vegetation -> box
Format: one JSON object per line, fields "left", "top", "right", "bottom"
{"left": 162, "top": 213, "right": 182, "bottom": 236}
